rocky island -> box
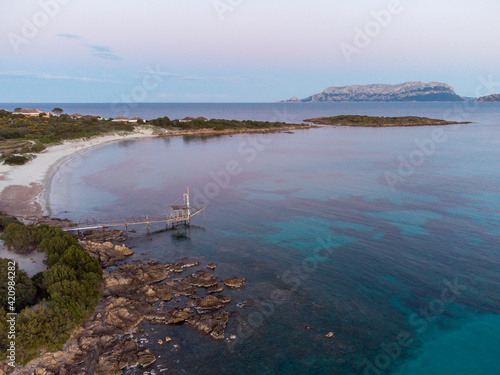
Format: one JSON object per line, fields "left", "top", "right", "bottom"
{"left": 304, "top": 115, "right": 469, "bottom": 127}
{"left": 475, "top": 94, "right": 500, "bottom": 102}
{"left": 280, "top": 81, "right": 465, "bottom": 102}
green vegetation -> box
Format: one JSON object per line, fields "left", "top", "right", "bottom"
{"left": 0, "top": 109, "right": 135, "bottom": 164}
{"left": 51, "top": 107, "right": 64, "bottom": 116}
{"left": 0, "top": 224, "right": 102, "bottom": 364}
{"left": 0, "top": 110, "right": 134, "bottom": 142}
{"left": 304, "top": 115, "right": 467, "bottom": 127}
{"left": 3, "top": 155, "right": 31, "bottom": 166}
{"left": 171, "top": 118, "right": 299, "bottom": 131}
{"left": 150, "top": 116, "right": 172, "bottom": 128}
{"left": 0, "top": 108, "right": 308, "bottom": 166}
{"left": 0, "top": 259, "right": 37, "bottom": 312}
{"left": 0, "top": 211, "right": 21, "bottom": 231}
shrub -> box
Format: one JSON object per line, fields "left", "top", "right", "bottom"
{"left": 3, "top": 155, "right": 29, "bottom": 166}
{"left": 0, "top": 258, "right": 37, "bottom": 312}
{"left": 0, "top": 211, "right": 21, "bottom": 231}
{"left": 0, "top": 223, "right": 103, "bottom": 364}
{"left": 31, "top": 142, "right": 46, "bottom": 153}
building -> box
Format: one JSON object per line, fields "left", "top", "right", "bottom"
{"left": 13, "top": 109, "right": 44, "bottom": 117}
{"left": 179, "top": 116, "right": 195, "bottom": 123}
{"left": 196, "top": 117, "right": 208, "bottom": 121}
{"left": 112, "top": 116, "right": 129, "bottom": 122}
{"left": 70, "top": 113, "right": 83, "bottom": 119}
{"left": 128, "top": 117, "right": 144, "bottom": 123}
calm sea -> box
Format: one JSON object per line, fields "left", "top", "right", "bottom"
{"left": 23, "top": 102, "right": 500, "bottom": 374}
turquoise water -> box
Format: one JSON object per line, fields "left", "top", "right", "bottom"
{"left": 47, "top": 103, "right": 500, "bottom": 374}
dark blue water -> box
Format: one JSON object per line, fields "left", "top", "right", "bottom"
{"left": 46, "top": 103, "right": 500, "bottom": 374}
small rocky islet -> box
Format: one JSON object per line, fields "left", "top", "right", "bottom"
{"left": 13, "top": 236, "right": 246, "bottom": 375}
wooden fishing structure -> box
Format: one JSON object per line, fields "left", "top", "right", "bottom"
{"left": 63, "top": 188, "right": 205, "bottom": 233}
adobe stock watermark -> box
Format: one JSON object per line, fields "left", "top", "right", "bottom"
{"left": 384, "top": 128, "right": 447, "bottom": 192}
{"left": 190, "top": 106, "right": 294, "bottom": 208}
{"left": 213, "top": 0, "right": 244, "bottom": 21}
{"left": 190, "top": 133, "right": 272, "bottom": 207}
{"left": 111, "top": 65, "right": 163, "bottom": 118}
{"left": 8, "top": 0, "right": 73, "bottom": 53}
{"left": 360, "top": 278, "right": 467, "bottom": 375}
{"left": 226, "top": 234, "right": 348, "bottom": 353}
{"left": 384, "top": 74, "right": 500, "bottom": 192}
{"left": 340, "top": 0, "right": 403, "bottom": 63}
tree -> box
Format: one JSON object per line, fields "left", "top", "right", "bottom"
{"left": 14, "top": 107, "right": 21, "bottom": 113}
{"left": 0, "top": 258, "right": 37, "bottom": 312}
{"left": 52, "top": 108, "right": 63, "bottom": 116}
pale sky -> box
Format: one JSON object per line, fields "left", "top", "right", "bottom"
{"left": 1, "top": 0, "right": 499, "bottom": 102}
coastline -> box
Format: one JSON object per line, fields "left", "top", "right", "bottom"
{"left": 0, "top": 124, "right": 313, "bottom": 219}
{"left": 0, "top": 127, "right": 158, "bottom": 219}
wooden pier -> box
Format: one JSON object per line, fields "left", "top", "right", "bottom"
{"left": 63, "top": 189, "right": 205, "bottom": 233}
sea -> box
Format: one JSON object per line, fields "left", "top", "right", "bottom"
{"left": 6, "top": 102, "right": 500, "bottom": 374}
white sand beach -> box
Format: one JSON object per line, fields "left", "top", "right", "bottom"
{"left": 0, "top": 128, "right": 158, "bottom": 218}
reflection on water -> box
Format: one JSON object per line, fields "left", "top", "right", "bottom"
{"left": 48, "top": 103, "right": 500, "bottom": 375}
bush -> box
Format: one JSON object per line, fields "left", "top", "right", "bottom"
{"left": 0, "top": 223, "right": 103, "bottom": 364}
{"left": 3, "top": 155, "right": 29, "bottom": 165}
{"left": 0, "top": 211, "right": 21, "bottom": 231}
{"left": 1, "top": 224, "right": 40, "bottom": 254}
{"left": 31, "top": 142, "right": 46, "bottom": 153}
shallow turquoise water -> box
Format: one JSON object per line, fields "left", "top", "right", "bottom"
{"left": 48, "top": 103, "right": 500, "bottom": 374}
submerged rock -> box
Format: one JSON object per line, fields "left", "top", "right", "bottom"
{"left": 14, "top": 259, "right": 245, "bottom": 374}
{"left": 207, "top": 263, "right": 217, "bottom": 270}
{"left": 185, "top": 270, "right": 218, "bottom": 288}
{"left": 187, "top": 312, "right": 229, "bottom": 340}
{"left": 137, "top": 349, "right": 156, "bottom": 368}
{"left": 186, "top": 295, "right": 231, "bottom": 314}
{"left": 208, "top": 283, "right": 224, "bottom": 294}
{"left": 223, "top": 277, "right": 246, "bottom": 288}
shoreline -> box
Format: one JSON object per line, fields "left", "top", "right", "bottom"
{"left": 0, "top": 124, "right": 313, "bottom": 219}
{"left": 0, "top": 127, "right": 158, "bottom": 219}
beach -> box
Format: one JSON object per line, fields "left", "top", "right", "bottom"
{"left": 0, "top": 127, "right": 157, "bottom": 218}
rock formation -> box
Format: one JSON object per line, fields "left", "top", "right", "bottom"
{"left": 279, "top": 81, "right": 464, "bottom": 102}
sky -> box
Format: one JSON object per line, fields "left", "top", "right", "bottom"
{"left": 1, "top": 0, "right": 500, "bottom": 103}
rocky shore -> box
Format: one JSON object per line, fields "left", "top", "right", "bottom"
{"left": 9, "top": 241, "right": 245, "bottom": 375}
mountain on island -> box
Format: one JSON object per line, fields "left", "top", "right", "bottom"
{"left": 279, "top": 82, "right": 464, "bottom": 102}
{"left": 475, "top": 94, "right": 500, "bottom": 102}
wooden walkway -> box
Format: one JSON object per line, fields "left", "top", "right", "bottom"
{"left": 62, "top": 189, "right": 205, "bottom": 233}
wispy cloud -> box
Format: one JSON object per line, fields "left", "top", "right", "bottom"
{"left": 57, "top": 33, "right": 83, "bottom": 40}
{"left": 88, "top": 45, "right": 122, "bottom": 60}
{"left": 0, "top": 71, "right": 115, "bottom": 83}
{"left": 144, "top": 70, "right": 244, "bottom": 82}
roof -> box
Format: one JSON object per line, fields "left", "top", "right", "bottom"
{"left": 182, "top": 117, "right": 194, "bottom": 121}
{"left": 71, "top": 113, "right": 83, "bottom": 117}
{"left": 196, "top": 117, "right": 208, "bottom": 121}
{"left": 114, "top": 116, "right": 129, "bottom": 120}
{"left": 130, "top": 117, "right": 143, "bottom": 120}
{"left": 14, "top": 109, "right": 43, "bottom": 114}
{"left": 172, "top": 204, "right": 189, "bottom": 211}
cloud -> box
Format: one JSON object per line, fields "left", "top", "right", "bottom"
{"left": 0, "top": 71, "right": 114, "bottom": 83}
{"left": 143, "top": 70, "right": 243, "bottom": 82}
{"left": 57, "top": 33, "right": 83, "bottom": 40}
{"left": 88, "top": 45, "right": 122, "bottom": 60}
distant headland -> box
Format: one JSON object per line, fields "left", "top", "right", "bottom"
{"left": 279, "top": 81, "right": 465, "bottom": 103}
{"left": 304, "top": 115, "right": 470, "bottom": 127}
{"left": 475, "top": 94, "right": 500, "bottom": 102}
